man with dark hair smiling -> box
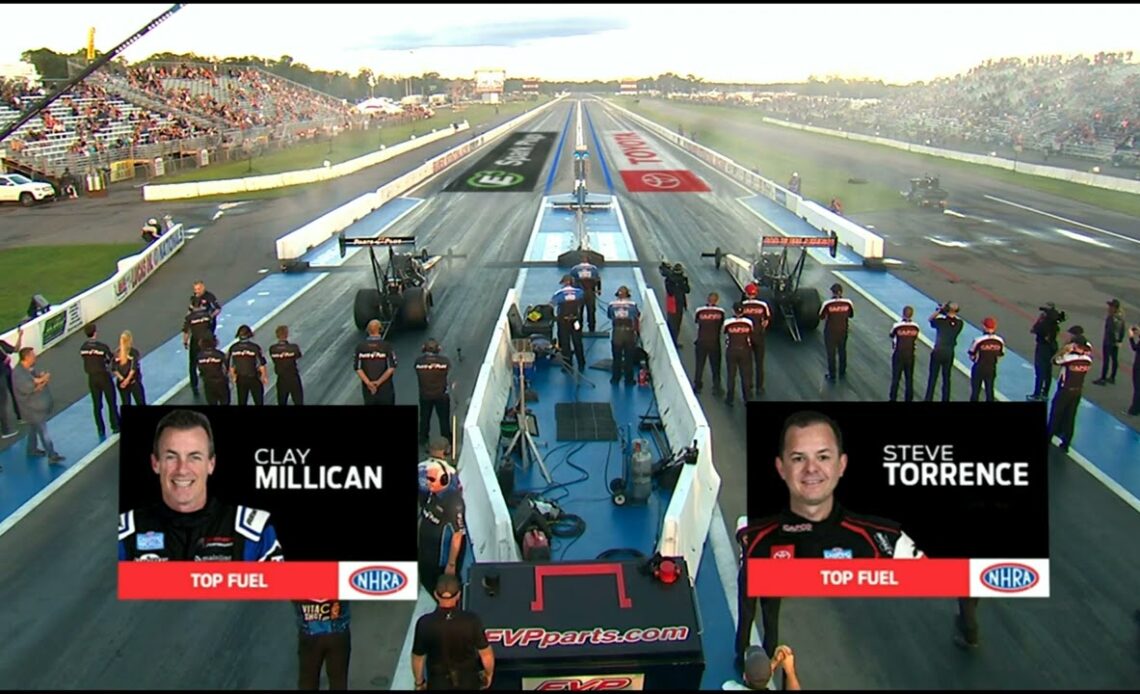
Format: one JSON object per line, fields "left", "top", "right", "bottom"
{"left": 735, "top": 410, "right": 923, "bottom": 666}
{"left": 118, "top": 408, "right": 284, "bottom": 562}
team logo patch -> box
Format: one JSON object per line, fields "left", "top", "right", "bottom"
{"left": 137, "top": 531, "right": 165, "bottom": 551}
{"left": 770, "top": 544, "right": 795, "bottom": 560}
{"left": 823, "top": 547, "right": 853, "bottom": 559}
{"left": 873, "top": 532, "right": 894, "bottom": 555}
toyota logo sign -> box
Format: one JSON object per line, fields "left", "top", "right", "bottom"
{"left": 639, "top": 173, "right": 681, "bottom": 190}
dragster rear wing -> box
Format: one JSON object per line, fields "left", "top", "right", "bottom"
{"left": 338, "top": 234, "right": 417, "bottom": 258}
{"left": 758, "top": 233, "right": 839, "bottom": 258}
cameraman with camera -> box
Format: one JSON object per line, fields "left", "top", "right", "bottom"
{"left": 1028, "top": 303, "right": 1065, "bottom": 401}
{"left": 924, "top": 302, "right": 964, "bottom": 402}
{"left": 660, "top": 262, "right": 691, "bottom": 348}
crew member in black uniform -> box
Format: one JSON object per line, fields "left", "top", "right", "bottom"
{"left": 417, "top": 457, "right": 467, "bottom": 595}
{"left": 183, "top": 305, "right": 215, "bottom": 397}
{"left": 79, "top": 323, "right": 120, "bottom": 437}
{"left": 113, "top": 329, "right": 146, "bottom": 406}
{"left": 268, "top": 325, "right": 304, "bottom": 406}
{"left": 196, "top": 336, "right": 231, "bottom": 406}
{"left": 1049, "top": 326, "right": 1094, "bottom": 453}
{"left": 190, "top": 280, "right": 223, "bottom": 333}
{"left": 888, "top": 306, "right": 920, "bottom": 402}
{"left": 227, "top": 325, "right": 268, "bottom": 406}
{"left": 735, "top": 410, "right": 923, "bottom": 663}
{"left": 415, "top": 339, "right": 453, "bottom": 445}
{"left": 569, "top": 253, "right": 602, "bottom": 334}
{"left": 119, "top": 409, "right": 284, "bottom": 561}
{"left": 1093, "top": 298, "right": 1126, "bottom": 385}
{"left": 694, "top": 293, "right": 726, "bottom": 394}
{"left": 1127, "top": 325, "right": 1140, "bottom": 417}
{"left": 0, "top": 327, "right": 23, "bottom": 437}
{"left": 968, "top": 317, "right": 1005, "bottom": 402}
{"left": 551, "top": 275, "right": 587, "bottom": 372}
{"left": 355, "top": 319, "right": 397, "bottom": 405}
{"left": 740, "top": 284, "right": 771, "bottom": 395}
{"left": 294, "top": 599, "right": 351, "bottom": 690}
{"left": 924, "top": 302, "right": 964, "bottom": 402}
{"left": 411, "top": 574, "right": 495, "bottom": 691}
{"left": 663, "top": 263, "right": 690, "bottom": 348}
{"left": 818, "top": 283, "right": 854, "bottom": 381}
{"left": 607, "top": 286, "right": 641, "bottom": 385}
{"left": 724, "top": 303, "right": 754, "bottom": 406}
{"left": 1027, "top": 303, "right": 1064, "bottom": 401}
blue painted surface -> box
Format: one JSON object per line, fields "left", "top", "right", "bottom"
{"left": 739, "top": 195, "right": 866, "bottom": 266}
{"left": 837, "top": 268, "right": 1140, "bottom": 499}
{"left": 525, "top": 204, "right": 635, "bottom": 262}
{"left": 544, "top": 107, "right": 574, "bottom": 194}
{"left": 0, "top": 200, "right": 418, "bottom": 525}
{"left": 583, "top": 104, "right": 615, "bottom": 193}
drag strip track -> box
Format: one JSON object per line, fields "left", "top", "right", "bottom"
{"left": 588, "top": 99, "right": 1140, "bottom": 689}
{"left": 0, "top": 101, "right": 578, "bottom": 690}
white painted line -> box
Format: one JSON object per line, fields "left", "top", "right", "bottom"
{"left": 983, "top": 194, "right": 1140, "bottom": 246}
{"left": 257, "top": 291, "right": 271, "bottom": 296}
{"left": 258, "top": 268, "right": 269, "bottom": 274}
{"left": 927, "top": 237, "right": 970, "bottom": 248}
{"left": 943, "top": 209, "right": 967, "bottom": 219}
{"left": 184, "top": 227, "right": 202, "bottom": 235}
{"left": 1054, "top": 228, "right": 1113, "bottom": 249}
{"left": 211, "top": 210, "right": 224, "bottom": 221}
{"left": 1065, "top": 444, "right": 1140, "bottom": 514}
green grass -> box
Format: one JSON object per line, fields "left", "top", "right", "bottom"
{"left": 1, "top": 244, "right": 142, "bottom": 332}
{"left": 616, "top": 97, "right": 1140, "bottom": 218}
{"left": 159, "top": 98, "right": 550, "bottom": 186}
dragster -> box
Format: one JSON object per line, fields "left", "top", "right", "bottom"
{"left": 702, "top": 232, "right": 838, "bottom": 342}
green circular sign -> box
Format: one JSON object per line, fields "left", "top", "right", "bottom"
{"left": 467, "top": 170, "right": 525, "bottom": 189}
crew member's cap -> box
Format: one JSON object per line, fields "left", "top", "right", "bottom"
{"left": 561, "top": 274, "right": 573, "bottom": 285}
{"left": 1108, "top": 298, "right": 1121, "bottom": 308}
{"left": 1074, "top": 335, "right": 1091, "bottom": 347}
{"left": 982, "top": 317, "right": 997, "bottom": 331}
{"left": 1068, "top": 325, "right": 1085, "bottom": 336}
{"left": 742, "top": 646, "right": 773, "bottom": 688}
{"left": 673, "top": 263, "right": 684, "bottom": 272}
{"left": 147, "top": 217, "right": 157, "bottom": 225}
{"left": 946, "top": 302, "right": 959, "bottom": 312}
{"left": 744, "top": 283, "right": 759, "bottom": 297}
{"left": 427, "top": 436, "right": 449, "bottom": 457}
{"left": 733, "top": 301, "right": 745, "bottom": 313}
{"left": 434, "top": 574, "right": 461, "bottom": 600}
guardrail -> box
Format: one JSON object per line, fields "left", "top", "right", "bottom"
{"left": 601, "top": 99, "right": 885, "bottom": 261}
{"left": 763, "top": 116, "right": 1140, "bottom": 196}
{"left": 0, "top": 222, "right": 186, "bottom": 354}
{"left": 142, "top": 121, "right": 470, "bottom": 201}
{"left": 275, "top": 96, "right": 565, "bottom": 269}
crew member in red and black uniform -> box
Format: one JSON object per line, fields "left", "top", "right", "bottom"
{"left": 888, "top": 306, "right": 920, "bottom": 402}
{"left": 183, "top": 305, "right": 215, "bottom": 397}
{"left": 1048, "top": 326, "right": 1094, "bottom": 453}
{"left": 79, "top": 323, "right": 120, "bottom": 437}
{"left": 818, "top": 283, "right": 854, "bottom": 381}
{"left": 723, "top": 303, "right": 755, "bottom": 407}
{"left": 968, "top": 317, "right": 1005, "bottom": 402}
{"left": 227, "top": 325, "right": 268, "bottom": 406}
{"left": 268, "top": 325, "right": 304, "bottom": 406}
{"left": 355, "top": 319, "right": 397, "bottom": 406}
{"left": 189, "top": 280, "right": 223, "bottom": 333}
{"left": 694, "top": 293, "right": 726, "bottom": 395}
{"left": 740, "top": 284, "right": 771, "bottom": 395}
{"left": 735, "top": 411, "right": 923, "bottom": 663}
{"left": 196, "top": 335, "right": 231, "bottom": 406}
{"left": 415, "top": 339, "right": 452, "bottom": 446}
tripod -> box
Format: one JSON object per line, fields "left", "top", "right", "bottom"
{"left": 505, "top": 340, "right": 553, "bottom": 484}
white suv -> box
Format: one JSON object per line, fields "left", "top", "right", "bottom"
{"left": 0, "top": 173, "right": 57, "bottom": 206}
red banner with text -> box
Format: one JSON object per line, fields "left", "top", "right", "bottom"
{"left": 747, "top": 559, "right": 1049, "bottom": 597}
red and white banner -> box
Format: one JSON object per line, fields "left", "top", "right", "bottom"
{"left": 606, "top": 131, "right": 710, "bottom": 193}
{"left": 118, "top": 561, "right": 419, "bottom": 600}
{"left": 747, "top": 559, "right": 1049, "bottom": 598}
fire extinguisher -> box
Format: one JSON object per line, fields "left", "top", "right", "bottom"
{"left": 638, "top": 367, "right": 649, "bottom": 386}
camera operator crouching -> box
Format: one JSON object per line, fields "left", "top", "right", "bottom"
{"left": 1028, "top": 302, "right": 1065, "bottom": 401}
{"left": 660, "top": 262, "right": 691, "bottom": 349}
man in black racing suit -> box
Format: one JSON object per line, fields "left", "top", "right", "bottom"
{"left": 735, "top": 410, "right": 923, "bottom": 666}
{"left": 118, "top": 409, "right": 284, "bottom": 561}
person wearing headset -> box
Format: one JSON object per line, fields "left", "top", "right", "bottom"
{"left": 417, "top": 456, "right": 467, "bottom": 595}
{"left": 414, "top": 339, "right": 453, "bottom": 447}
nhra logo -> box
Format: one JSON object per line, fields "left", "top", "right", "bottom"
{"left": 979, "top": 563, "right": 1039, "bottom": 593}
{"left": 349, "top": 566, "right": 408, "bottom": 596}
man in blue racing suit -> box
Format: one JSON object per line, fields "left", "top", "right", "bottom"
{"left": 119, "top": 409, "right": 284, "bottom": 562}
{"left": 735, "top": 410, "right": 923, "bottom": 667}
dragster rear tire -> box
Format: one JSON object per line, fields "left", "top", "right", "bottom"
{"left": 402, "top": 286, "right": 429, "bottom": 328}
{"left": 353, "top": 289, "right": 382, "bottom": 331}
{"left": 792, "top": 288, "right": 822, "bottom": 333}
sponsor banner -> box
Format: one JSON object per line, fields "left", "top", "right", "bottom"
{"left": 114, "top": 225, "right": 186, "bottom": 303}
{"left": 445, "top": 131, "right": 554, "bottom": 193}
{"left": 746, "top": 559, "right": 1048, "bottom": 597}
{"left": 620, "top": 170, "right": 709, "bottom": 193}
{"left": 338, "top": 561, "right": 419, "bottom": 600}
{"left": 610, "top": 131, "right": 668, "bottom": 170}
{"left": 522, "top": 674, "right": 645, "bottom": 690}
{"left": 110, "top": 160, "right": 135, "bottom": 183}
{"left": 485, "top": 625, "right": 692, "bottom": 650}
{"left": 431, "top": 140, "right": 476, "bottom": 174}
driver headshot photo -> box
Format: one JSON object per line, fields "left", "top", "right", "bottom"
{"left": 735, "top": 409, "right": 923, "bottom": 664}
{"left": 118, "top": 408, "right": 284, "bottom": 562}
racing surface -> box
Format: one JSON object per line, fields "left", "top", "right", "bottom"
{"left": 0, "top": 100, "right": 580, "bottom": 689}
{"left": 587, "top": 98, "right": 1140, "bottom": 689}
{"left": 632, "top": 98, "right": 1140, "bottom": 424}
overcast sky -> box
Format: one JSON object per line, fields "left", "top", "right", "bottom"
{"left": 3, "top": 3, "right": 1137, "bottom": 84}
